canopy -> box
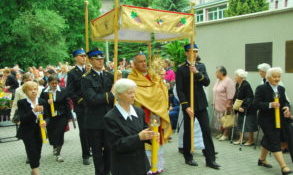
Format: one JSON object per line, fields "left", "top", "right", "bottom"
{"left": 91, "top": 5, "right": 194, "bottom": 43}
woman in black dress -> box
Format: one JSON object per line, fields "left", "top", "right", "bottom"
{"left": 40, "top": 75, "right": 71, "bottom": 162}
{"left": 254, "top": 67, "right": 292, "bottom": 175}
{"left": 17, "top": 81, "right": 49, "bottom": 175}
{"left": 233, "top": 69, "right": 257, "bottom": 146}
{"left": 104, "top": 78, "right": 157, "bottom": 175}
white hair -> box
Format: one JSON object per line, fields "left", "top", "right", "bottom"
{"left": 257, "top": 63, "right": 271, "bottom": 72}
{"left": 266, "top": 67, "right": 283, "bottom": 79}
{"left": 113, "top": 78, "right": 137, "bottom": 96}
{"left": 234, "top": 69, "right": 248, "bottom": 78}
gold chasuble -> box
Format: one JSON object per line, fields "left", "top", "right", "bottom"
{"left": 128, "top": 69, "right": 172, "bottom": 144}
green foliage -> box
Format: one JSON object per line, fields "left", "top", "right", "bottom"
{"left": 122, "top": 0, "right": 152, "bottom": 7}
{"left": 225, "top": 0, "right": 269, "bottom": 17}
{"left": 0, "top": 0, "right": 102, "bottom": 69}
{"left": 108, "top": 43, "right": 148, "bottom": 61}
{"left": 152, "top": 0, "right": 190, "bottom": 12}
{"left": 161, "top": 40, "right": 188, "bottom": 67}
{"left": 8, "top": 9, "right": 68, "bottom": 67}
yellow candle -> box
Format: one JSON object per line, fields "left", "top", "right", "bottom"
{"left": 49, "top": 93, "right": 57, "bottom": 117}
{"left": 151, "top": 125, "right": 159, "bottom": 173}
{"left": 38, "top": 113, "right": 48, "bottom": 143}
{"left": 274, "top": 96, "right": 281, "bottom": 128}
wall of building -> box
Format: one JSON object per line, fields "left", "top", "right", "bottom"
{"left": 196, "top": 8, "right": 293, "bottom": 104}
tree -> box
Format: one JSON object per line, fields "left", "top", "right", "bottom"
{"left": 225, "top": 0, "right": 269, "bottom": 17}
{"left": 6, "top": 9, "right": 68, "bottom": 68}
{"left": 0, "top": 0, "right": 102, "bottom": 69}
{"left": 152, "top": 0, "right": 190, "bottom": 12}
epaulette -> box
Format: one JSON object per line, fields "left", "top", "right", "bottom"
{"left": 82, "top": 71, "right": 90, "bottom": 77}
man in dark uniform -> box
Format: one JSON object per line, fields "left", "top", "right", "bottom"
{"left": 66, "top": 49, "right": 91, "bottom": 165}
{"left": 81, "top": 49, "right": 114, "bottom": 175}
{"left": 176, "top": 44, "right": 220, "bottom": 169}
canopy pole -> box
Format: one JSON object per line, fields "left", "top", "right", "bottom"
{"left": 148, "top": 42, "right": 152, "bottom": 61}
{"left": 84, "top": 1, "right": 89, "bottom": 52}
{"left": 113, "top": 0, "right": 120, "bottom": 82}
{"left": 189, "top": 2, "right": 196, "bottom": 153}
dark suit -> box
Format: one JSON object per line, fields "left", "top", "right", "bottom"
{"left": 233, "top": 80, "right": 257, "bottom": 132}
{"left": 176, "top": 61, "right": 216, "bottom": 163}
{"left": 66, "top": 66, "right": 90, "bottom": 159}
{"left": 17, "top": 98, "right": 49, "bottom": 169}
{"left": 253, "top": 82, "right": 290, "bottom": 152}
{"left": 104, "top": 106, "right": 150, "bottom": 175}
{"left": 40, "top": 87, "right": 71, "bottom": 147}
{"left": 81, "top": 69, "right": 114, "bottom": 175}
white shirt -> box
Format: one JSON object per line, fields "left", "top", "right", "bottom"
{"left": 115, "top": 103, "right": 138, "bottom": 121}
{"left": 93, "top": 69, "right": 103, "bottom": 76}
{"left": 44, "top": 85, "right": 61, "bottom": 101}
{"left": 76, "top": 65, "right": 85, "bottom": 72}
{"left": 26, "top": 98, "right": 39, "bottom": 123}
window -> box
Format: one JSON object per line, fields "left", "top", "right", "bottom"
{"left": 208, "top": 7, "right": 217, "bottom": 20}
{"left": 196, "top": 10, "right": 204, "bottom": 22}
{"left": 285, "top": 41, "right": 293, "bottom": 73}
{"left": 245, "top": 42, "right": 273, "bottom": 71}
{"left": 207, "top": 5, "right": 227, "bottom": 21}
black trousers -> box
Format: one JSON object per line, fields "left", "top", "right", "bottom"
{"left": 75, "top": 105, "right": 90, "bottom": 159}
{"left": 23, "top": 134, "right": 42, "bottom": 169}
{"left": 183, "top": 109, "right": 216, "bottom": 163}
{"left": 87, "top": 129, "right": 110, "bottom": 175}
{"left": 47, "top": 117, "right": 67, "bottom": 147}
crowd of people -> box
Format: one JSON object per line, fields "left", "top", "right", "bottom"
{"left": 0, "top": 44, "right": 293, "bottom": 175}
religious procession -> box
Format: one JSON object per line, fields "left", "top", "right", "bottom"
{"left": 1, "top": 0, "right": 293, "bottom": 175}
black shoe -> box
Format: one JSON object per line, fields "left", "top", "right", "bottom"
{"left": 282, "top": 167, "right": 293, "bottom": 175}
{"left": 206, "top": 161, "right": 221, "bottom": 170}
{"left": 258, "top": 159, "right": 272, "bottom": 168}
{"left": 83, "top": 158, "right": 90, "bottom": 165}
{"left": 185, "top": 160, "right": 198, "bottom": 166}
{"left": 178, "top": 148, "right": 184, "bottom": 154}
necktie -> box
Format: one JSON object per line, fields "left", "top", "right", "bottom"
{"left": 263, "top": 78, "right": 266, "bottom": 84}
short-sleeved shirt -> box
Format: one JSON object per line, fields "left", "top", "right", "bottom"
{"left": 213, "top": 76, "right": 235, "bottom": 112}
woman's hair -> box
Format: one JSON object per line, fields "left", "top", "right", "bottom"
{"left": 22, "top": 72, "right": 33, "bottom": 82}
{"left": 257, "top": 63, "right": 271, "bottom": 72}
{"left": 234, "top": 69, "right": 248, "bottom": 78}
{"left": 216, "top": 66, "right": 227, "bottom": 76}
{"left": 266, "top": 67, "right": 282, "bottom": 79}
{"left": 113, "top": 78, "right": 137, "bottom": 97}
{"left": 22, "top": 81, "right": 38, "bottom": 94}
{"left": 48, "top": 75, "right": 59, "bottom": 83}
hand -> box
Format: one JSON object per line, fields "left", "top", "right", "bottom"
{"left": 270, "top": 102, "right": 280, "bottom": 109}
{"left": 40, "top": 121, "right": 46, "bottom": 128}
{"left": 48, "top": 99, "right": 53, "bottom": 105}
{"left": 138, "top": 128, "right": 156, "bottom": 141}
{"left": 33, "top": 105, "right": 44, "bottom": 112}
{"left": 283, "top": 107, "right": 291, "bottom": 118}
{"left": 185, "top": 107, "right": 194, "bottom": 119}
{"left": 189, "top": 65, "right": 198, "bottom": 74}
{"left": 238, "top": 107, "right": 244, "bottom": 113}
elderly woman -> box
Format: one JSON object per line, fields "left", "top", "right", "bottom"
{"left": 104, "top": 78, "right": 156, "bottom": 175}
{"left": 254, "top": 67, "right": 292, "bottom": 175}
{"left": 17, "top": 81, "right": 49, "bottom": 175}
{"left": 233, "top": 69, "right": 257, "bottom": 146}
{"left": 212, "top": 66, "right": 235, "bottom": 141}
{"left": 257, "top": 63, "right": 271, "bottom": 84}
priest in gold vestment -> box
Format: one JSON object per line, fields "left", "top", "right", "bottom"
{"left": 128, "top": 53, "right": 172, "bottom": 174}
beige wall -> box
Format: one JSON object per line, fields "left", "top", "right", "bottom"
{"left": 196, "top": 7, "right": 293, "bottom": 103}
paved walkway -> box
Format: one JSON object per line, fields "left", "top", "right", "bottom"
{"left": 0, "top": 122, "right": 292, "bottom": 175}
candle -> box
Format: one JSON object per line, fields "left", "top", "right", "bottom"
{"left": 150, "top": 115, "right": 160, "bottom": 173}
{"left": 38, "top": 113, "right": 48, "bottom": 143}
{"left": 274, "top": 93, "right": 281, "bottom": 128}
{"left": 49, "top": 92, "right": 57, "bottom": 117}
